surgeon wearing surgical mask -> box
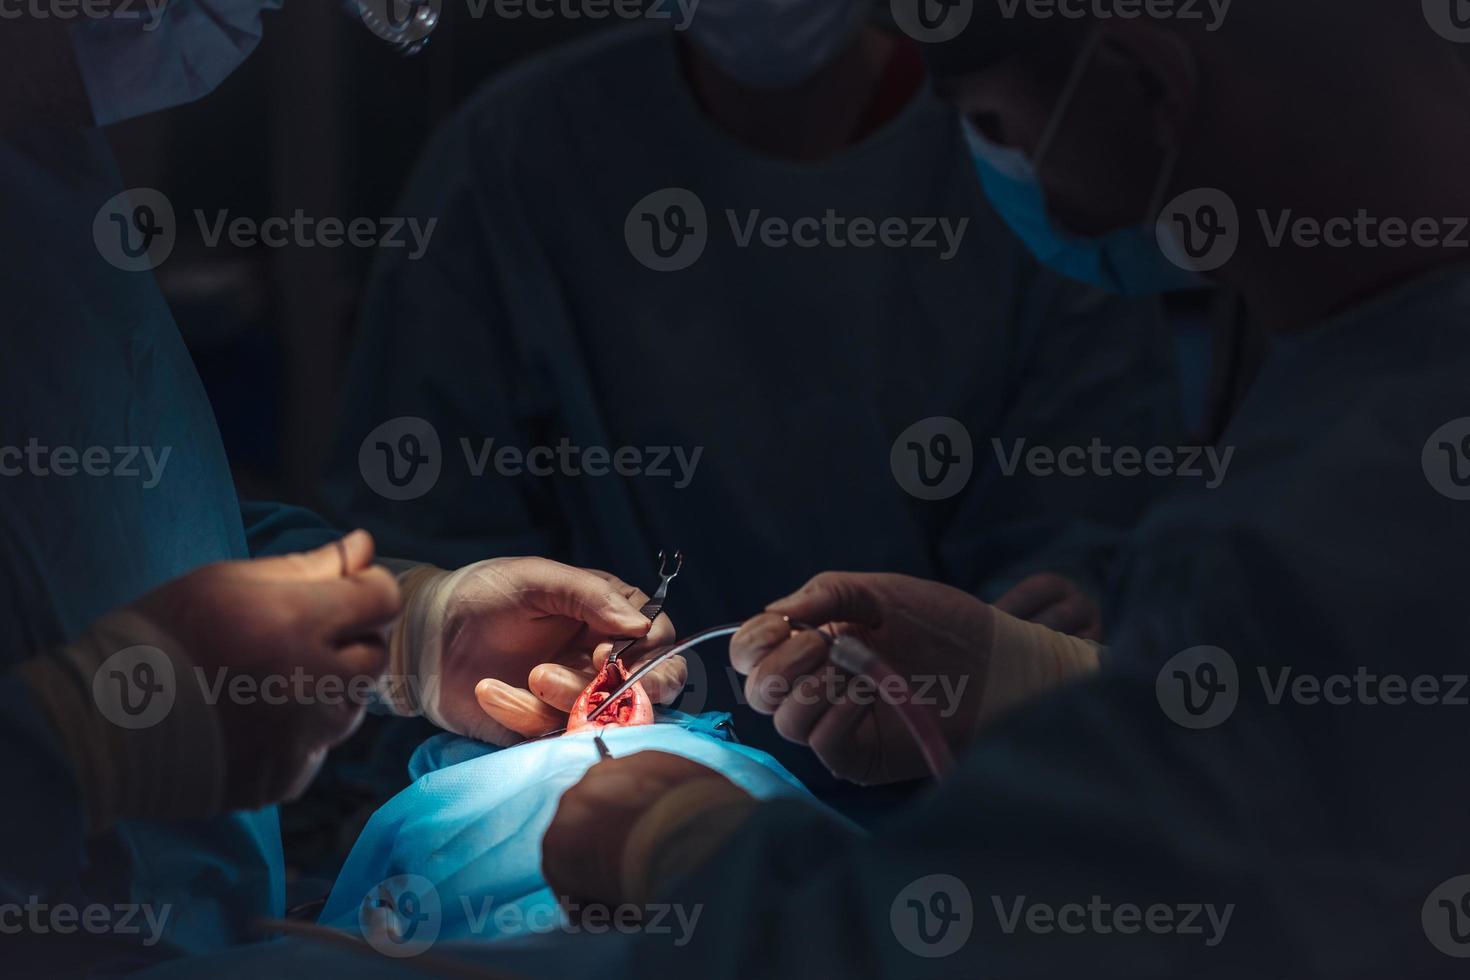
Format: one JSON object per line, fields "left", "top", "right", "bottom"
{"left": 0, "top": 5, "right": 686, "bottom": 973}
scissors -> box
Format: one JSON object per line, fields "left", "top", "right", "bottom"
{"left": 604, "top": 549, "right": 682, "bottom": 670}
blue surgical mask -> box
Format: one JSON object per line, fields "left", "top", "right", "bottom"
{"left": 69, "top": 0, "right": 282, "bottom": 127}
{"left": 961, "top": 38, "right": 1201, "bottom": 295}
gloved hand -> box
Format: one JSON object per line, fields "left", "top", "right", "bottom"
{"left": 542, "top": 751, "right": 757, "bottom": 912}
{"left": 995, "top": 572, "right": 1103, "bottom": 641}
{"left": 731, "top": 572, "right": 1102, "bottom": 785}
{"left": 18, "top": 531, "right": 401, "bottom": 830}
{"left": 385, "top": 559, "right": 686, "bottom": 744}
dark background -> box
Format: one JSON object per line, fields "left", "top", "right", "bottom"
{"left": 104, "top": 1, "right": 626, "bottom": 508}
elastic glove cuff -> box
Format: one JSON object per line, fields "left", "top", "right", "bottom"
{"left": 384, "top": 564, "right": 451, "bottom": 721}
{"left": 16, "top": 610, "right": 224, "bottom": 833}
{"left": 981, "top": 608, "right": 1104, "bottom": 734}
{"left": 386, "top": 562, "right": 522, "bottom": 745}
{"left": 620, "top": 779, "right": 758, "bottom": 907}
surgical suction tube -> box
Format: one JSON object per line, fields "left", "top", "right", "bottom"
{"left": 824, "top": 633, "right": 956, "bottom": 779}
{"left": 602, "top": 621, "right": 954, "bottom": 779}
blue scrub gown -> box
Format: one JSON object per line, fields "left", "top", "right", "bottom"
{"left": 0, "top": 126, "right": 335, "bottom": 972}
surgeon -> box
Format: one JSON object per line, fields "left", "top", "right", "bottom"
{"left": 0, "top": 4, "right": 685, "bottom": 974}
{"left": 537, "top": 4, "right": 1470, "bottom": 975}
{"left": 321, "top": 0, "right": 1184, "bottom": 797}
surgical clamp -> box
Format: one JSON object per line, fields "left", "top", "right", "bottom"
{"left": 605, "top": 549, "right": 682, "bottom": 670}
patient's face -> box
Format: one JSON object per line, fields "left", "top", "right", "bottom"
{"left": 565, "top": 659, "right": 654, "bottom": 734}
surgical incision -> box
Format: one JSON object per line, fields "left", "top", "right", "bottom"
{"left": 566, "top": 659, "right": 654, "bottom": 734}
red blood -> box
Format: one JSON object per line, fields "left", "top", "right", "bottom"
{"left": 566, "top": 659, "right": 654, "bottom": 734}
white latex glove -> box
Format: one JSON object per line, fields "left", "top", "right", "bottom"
{"left": 385, "top": 558, "right": 686, "bottom": 744}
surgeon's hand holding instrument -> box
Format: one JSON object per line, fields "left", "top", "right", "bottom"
{"left": 586, "top": 619, "right": 956, "bottom": 779}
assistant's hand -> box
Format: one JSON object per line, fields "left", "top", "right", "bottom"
{"left": 388, "top": 559, "right": 686, "bottom": 744}
{"left": 19, "top": 531, "right": 402, "bottom": 828}
{"left": 995, "top": 572, "right": 1103, "bottom": 641}
{"left": 542, "top": 752, "right": 755, "bottom": 912}
{"left": 733, "top": 572, "right": 1102, "bottom": 786}
{"left": 129, "top": 530, "right": 402, "bottom": 810}
{"left": 732, "top": 573, "right": 994, "bottom": 786}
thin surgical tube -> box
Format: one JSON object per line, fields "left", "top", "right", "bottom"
{"left": 590, "top": 622, "right": 954, "bottom": 779}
